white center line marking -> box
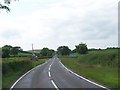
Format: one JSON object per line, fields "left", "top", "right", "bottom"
{"left": 48, "top": 71, "right": 51, "bottom": 77}
{"left": 48, "top": 59, "right": 59, "bottom": 90}
{"left": 49, "top": 67, "right": 50, "bottom": 71}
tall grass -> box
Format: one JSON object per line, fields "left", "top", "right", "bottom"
{"left": 59, "top": 49, "right": 119, "bottom": 88}
{"left": 78, "top": 49, "right": 118, "bottom": 67}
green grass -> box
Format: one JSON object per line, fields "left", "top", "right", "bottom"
{"left": 2, "top": 57, "right": 45, "bottom": 88}
{"left": 78, "top": 49, "right": 118, "bottom": 67}
{"left": 59, "top": 49, "right": 119, "bottom": 88}
{"left": 17, "top": 52, "right": 32, "bottom": 57}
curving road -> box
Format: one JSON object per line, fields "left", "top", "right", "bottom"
{"left": 11, "top": 56, "right": 109, "bottom": 89}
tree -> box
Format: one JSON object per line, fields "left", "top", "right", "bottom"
{"left": 57, "top": 46, "right": 71, "bottom": 55}
{"left": 0, "top": 3, "right": 10, "bottom": 12}
{"left": 40, "top": 48, "right": 49, "bottom": 57}
{"left": 0, "top": 0, "right": 18, "bottom": 12}
{"left": 71, "top": 49, "right": 77, "bottom": 53}
{"left": 2, "top": 45, "right": 23, "bottom": 58}
{"left": 75, "top": 43, "right": 88, "bottom": 54}
{"left": 48, "top": 49, "right": 55, "bottom": 57}
{"left": 10, "top": 46, "right": 22, "bottom": 56}
{"left": 40, "top": 48, "right": 55, "bottom": 58}
{"left": 2, "top": 45, "right": 12, "bottom": 58}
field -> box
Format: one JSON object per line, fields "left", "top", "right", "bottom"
{"left": 59, "top": 49, "right": 119, "bottom": 88}
{"left": 2, "top": 57, "right": 45, "bottom": 88}
{"left": 17, "top": 52, "right": 32, "bottom": 57}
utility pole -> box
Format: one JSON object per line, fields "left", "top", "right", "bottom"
{"left": 32, "top": 43, "right": 34, "bottom": 55}
{"left": 31, "top": 43, "right": 37, "bottom": 60}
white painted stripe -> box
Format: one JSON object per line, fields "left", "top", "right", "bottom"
{"left": 49, "top": 66, "right": 50, "bottom": 70}
{"left": 51, "top": 80, "right": 59, "bottom": 90}
{"left": 50, "top": 64, "right": 52, "bottom": 68}
{"left": 49, "top": 59, "right": 59, "bottom": 90}
{"left": 58, "top": 60, "right": 110, "bottom": 90}
{"left": 10, "top": 61, "right": 47, "bottom": 90}
{"left": 48, "top": 71, "right": 51, "bottom": 77}
{"left": 49, "top": 64, "right": 52, "bottom": 71}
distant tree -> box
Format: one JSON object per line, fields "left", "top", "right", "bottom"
{"left": 88, "top": 48, "right": 101, "bottom": 51}
{"left": 71, "top": 49, "right": 77, "bottom": 53}
{"left": 40, "top": 48, "right": 49, "bottom": 57}
{"left": 10, "top": 46, "right": 22, "bottom": 56}
{"left": 40, "top": 48, "right": 55, "bottom": 58}
{"left": 2, "top": 45, "right": 12, "bottom": 58}
{"left": 57, "top": 46, "right": 71, "bottom": 55}
{"left": 2, "top": 45, "right": 23, "bottom": 58}
{"left": 75, "top": 43, "right": 88, "bottom": 54}
{"left": 48, "top": 49, "right": 55, "bottom": 57}
{"left": 21, "top": 50, "right": 32, "bottom": 54}
{"left": 107, "top": 47, "right": 119, "bottom": 49}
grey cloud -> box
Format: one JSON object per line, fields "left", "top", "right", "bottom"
{"left": 51, "top": 14, "right": 116, "bottom": 40}
{"left": 0, "top": 30, "right": 21, "bottom": 39}
{"left": 0, "top": 0, "right": 118, "bottom": 50}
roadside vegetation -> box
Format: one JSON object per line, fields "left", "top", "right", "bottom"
{"left": 59, "top": 48, "right": 119, "bottom": 88}
{"left": 1, "top": 43, "right": 119, "bottom": 89}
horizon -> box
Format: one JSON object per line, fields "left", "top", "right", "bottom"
{"left": 0, "top": 44, "right": 119, "bottom": 51}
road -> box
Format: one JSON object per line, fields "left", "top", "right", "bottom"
{"left": 11, "top": 56, "right": 108, "bottom": 89}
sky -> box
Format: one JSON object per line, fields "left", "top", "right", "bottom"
{"left": 0, "top": 0, "right": 119, "bottom": 50}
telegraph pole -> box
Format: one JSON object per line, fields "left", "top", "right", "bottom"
{"left": 30, "top": 43, "right": 38, "bottom": 60}
{"left": 31, "top": 43, "right": 36, "bottom": 60}
{"left": 32, "top": 43, "right": 34, "bottom": 55}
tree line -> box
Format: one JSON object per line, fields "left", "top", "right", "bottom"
{"left": 1, "top": 43, "right": 88, "bottom": 58}
{"left": 1, "top": 45, "right": 23, "bottom": 58}
{"left": 57, "top": 43, "right": 88, "bottom": 56}
{"left": 39, "top": 48, "right": 55, "bottom": 59}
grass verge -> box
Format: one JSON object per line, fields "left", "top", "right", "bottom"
{"left": 60, "top": 57, "right": 118, "bottom": 88}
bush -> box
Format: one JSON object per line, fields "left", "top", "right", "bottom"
{"left": 2, "top": 58, "right": 32, "bottom": 75}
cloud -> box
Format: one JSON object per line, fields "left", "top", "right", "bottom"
{"left": 0, "top": 29, "right": 21, "bottom": 39}
{"left": 0, "top": 0, "right": 118, "bottom": 50}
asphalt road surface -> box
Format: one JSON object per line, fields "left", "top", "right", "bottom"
{"left": 11, "top": 56, "right": 108, "bottom": 89}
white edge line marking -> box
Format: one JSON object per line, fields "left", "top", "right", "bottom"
{"left": 51, "top": 80, "right": 59, "bottom": 90}
{"left": 58, "top": 60, "right": 110, "bottom": 90}
{"left": 10, "top": 61, "right": 47, "bottom": 90}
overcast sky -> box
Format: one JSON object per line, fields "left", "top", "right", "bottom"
{"left": 0, "top": 0, "right": 118, "bottom": 50}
